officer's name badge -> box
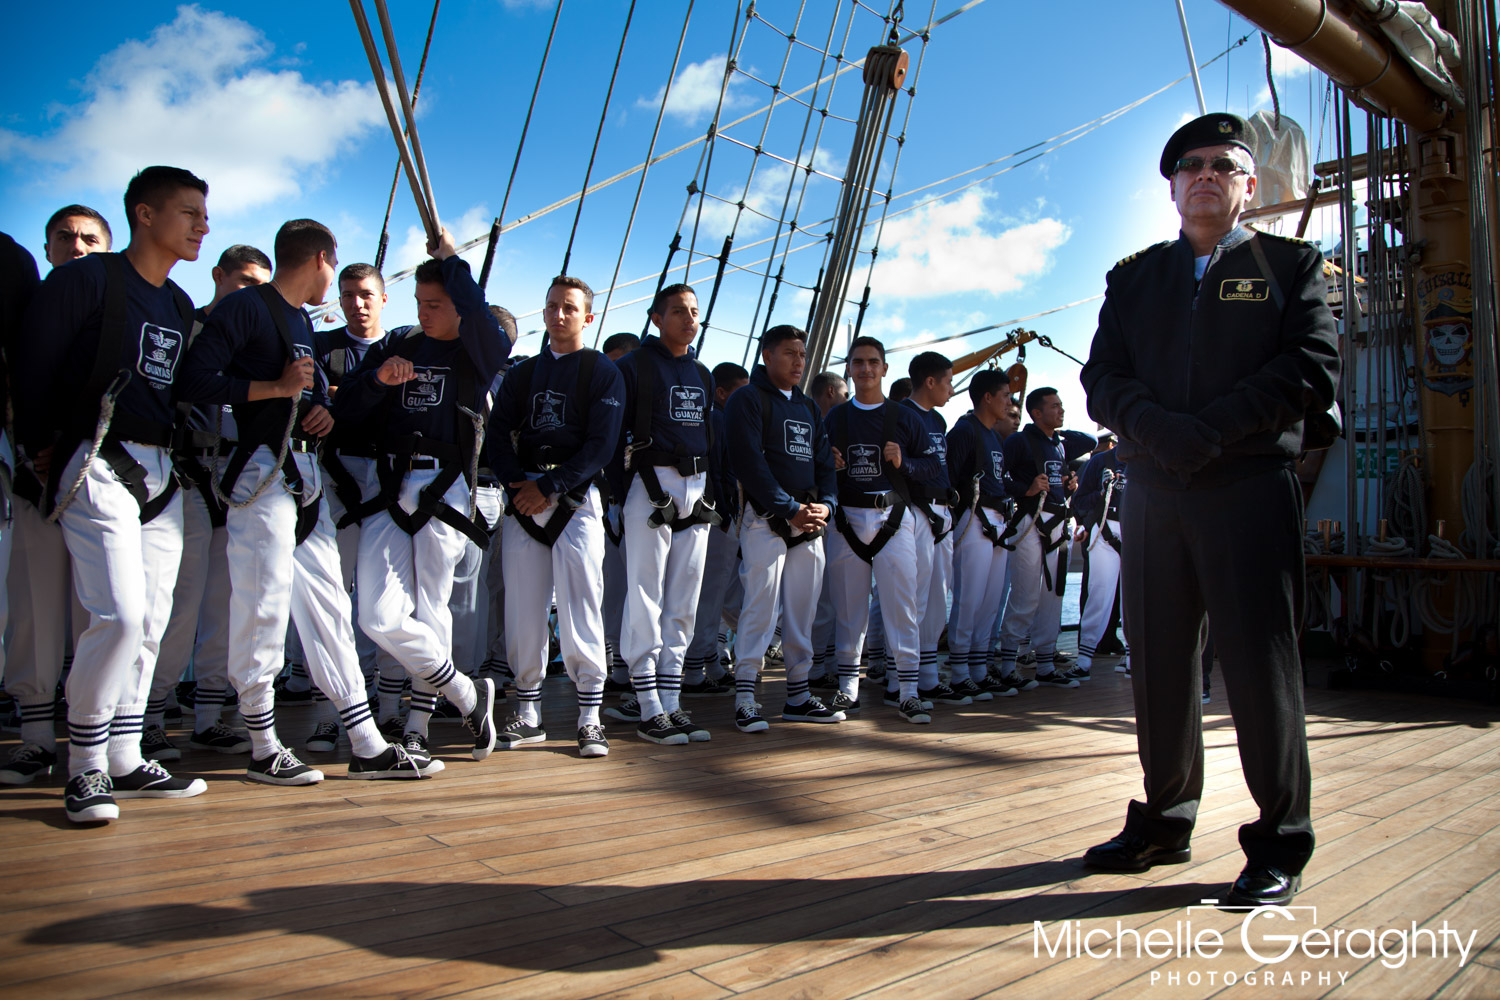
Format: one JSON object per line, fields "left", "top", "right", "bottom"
{"left": 1219, "top": 277, "right": 1270, "bottom": 302}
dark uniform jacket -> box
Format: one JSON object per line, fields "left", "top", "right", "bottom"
{"left": 1081, "top": 226, "right": 1339, "bottom": 489}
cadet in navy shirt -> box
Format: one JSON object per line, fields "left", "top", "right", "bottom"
{"left": 611, "top": 284, "right": 720, "bottom": 746}
{"left": 994, "top": 386, "right": 1096, "bottom": 688}
{"left": 723, "top": 325, "right": 836, "bottom": 733}
{"left": 13, "top": 167, "right": 210, "bottom": 822}
{"left": 488, "top": 275, "right": 624, "bottom": 758}
{"left": 333, "top": 241, "right": 508, "bottom": 764}
{"left": 824, "top": 336, "right": 941, "bottom": 725}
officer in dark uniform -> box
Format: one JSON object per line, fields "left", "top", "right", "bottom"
{"left": 1080, "top": 113, "right": 1339, "bottom": 908}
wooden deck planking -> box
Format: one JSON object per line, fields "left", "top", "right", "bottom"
{"left": 2, "top": 665, "right": 1497, "bottom": 1000}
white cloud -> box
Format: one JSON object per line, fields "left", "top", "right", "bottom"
{"left": 390, "top": 203, "right": 493, "bottom": 276}
{"left": 0, "top": 6, "right": 384, "bottom": 216}
{"left": 685, "top": 146, "right": 843, "bottom": 241}
{"left": 1255, "top": 44, "right": 1315, "bottom": 105}
{"left": 871, "top": 189, "right": 1071, "bottom": 299}
{"left": 637, "top": 54, "right": 743, "bottom": 122}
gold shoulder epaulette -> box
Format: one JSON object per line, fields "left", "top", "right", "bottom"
{"left": 1112, "top": 241, "right": 1170, "bottom": 270}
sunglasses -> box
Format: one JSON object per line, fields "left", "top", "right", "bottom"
{"left": 1174, "top": 155, "right": 1248, "bottom": 176}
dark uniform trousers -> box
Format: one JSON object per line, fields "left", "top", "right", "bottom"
{"left": 1121, "top": 465, "right": 1314, "bottom": 875}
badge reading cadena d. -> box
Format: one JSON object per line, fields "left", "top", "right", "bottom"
{"left": 1219, "top": 278, "right": 1269, "bottom": 302}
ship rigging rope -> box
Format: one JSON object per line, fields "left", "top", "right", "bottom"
{"left": 480, "top": 0, "right": 565, "bottom": 290}
{"left": 372, "top": 0, "right": 441, "bottom": 271}
{"left": 594, "top": 0, "right": 696, "bottom": 332}
{"left": 560, "top": 0, "right": 638, "bottom": 279}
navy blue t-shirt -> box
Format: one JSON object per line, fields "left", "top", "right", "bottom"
{"left": 946, "top": 414, "right": 1010, "bottom": 502}
{"left": 1002, "top": 424, "right": 1097, "bottom": 507}
{"left": 487, "top": 347, "right": 624, "bottom": 499}
{"left": 615, "top": 335, "right": 712, "bottom": 459}
{"left": 825, "top": 398, "right": 942, "bottom": 503}
{"left": 725, "top": 366, "right": 837, "bottom": 519}
{"left": 14, "top": 252, "right": 190, "bottom": 452}
{"left": 175, "top": 284, "right": 330, "bottom": 433}
{"left": 901, "top": 398, "right": 951, "bottom": 492}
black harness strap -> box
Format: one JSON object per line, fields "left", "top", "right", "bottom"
{"left": 628, "top": 348, "right": 722, "bottom": 531}
{"left": 506, "top": 349, "right": 603, "bottom": 548}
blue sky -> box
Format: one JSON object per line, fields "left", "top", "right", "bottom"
{"left": 1, "top": 0, "right": 1341, "bottom": 428}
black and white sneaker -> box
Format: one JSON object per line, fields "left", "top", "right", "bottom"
{"left": 305, "top": 721, "right": 340, "bottom": 753}
{"left": 189, "top": 723, "right": 252, "bottom": 754}
{"left": 112, "top": 760, "right": 208, "bottom": 799}
{"left": 464, "top": 677, "right": 498, "bottom": 760}
{"left": 429, "top": 698, "right": 465, "bottom": 723}
{"left": 980, "top": 673, "right": 1019, "bottom": 698}
{"left": 246, "top": 748, "right": 324, "bottom": 786}
{"left": 1052, "top": 652, "right": 1076, "bottom": 672}
{"left": 734, "top": 703, "right": 770, "bottom": 733}
{"left": 668, "top": 709, "right": 711, "bottom": 742}
{"left": 1062, "top": 667, "right": 1091, "bottom": 683}
{"left": 1116, "top": 662, "right": 1132, "bottom": 674}
{"left": 1034, "top": 671, "right": 1080, "bottom": 689}
{"left": 273, "top": 677, "right": 313, "bottom": 704}
{"left": 1000, "top": 672, "right": 1039, "bottom": 692}
{"left": 378, "top": 716, "right": 406, "bottom": 743}
{"left": 402, "top": 732, "right": 446, "bottom": 774}
{"left": 952, "top": 678, "right": 991, "bottom": 703}
{"left": 919, "top": 683, "right": 971, "bottom": 706}
{"left": 141, "top": 725, "right": 181, "bottom": 762}
{"left": 603, "top": 676, "right": 633, "bottom": 694}
{"left": 604, "top": 695, "right": 642, "bottom": 723}
{"left": 764, "top": 641, "right": 784, "bottom": 664}
{"left": 897, "top": 697, "right": 932, "bottom": 725}
{"left": 0, "top": 742, "right": 59, "bottom": 785}
{"left": 807, "top": 673, "right": 839, "bottom": 691}
{"left": 781, "top": 696, "right": 845, "bottom": 724}
{"left": 638, "top": 713, "right": 689, "bottom": 745}
{"left": 497, "top": 717, "right": 546, "bottom": 749}
{"left": 64, "top": 770, "right": 118, "bottom": 823}
{"left": 348, "top": 743, "right": 429, "bottom": 780}
{"left": 577, "top": 724, "right": 610, "bottom": 758}
{"left": 882, "top": 690, "right": 901, "bottom": 707}
{"left": 828, "top": 692, "right": 861, "bottom": 713}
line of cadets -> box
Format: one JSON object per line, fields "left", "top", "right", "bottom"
{"left": 0, "top": 165, "right": 1131, "bottom": 827}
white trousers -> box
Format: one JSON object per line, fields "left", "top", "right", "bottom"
{"left": 58, "top": 441, "right": 184, "bottom": 776}
{"left": 621, "top": 469, "right": 709, "bottom": 716}
{"left": 0, "top": 432, "right": 12, "bottom": 689}
{"left": 1077, "top": 520, "right": 1126, "bottom": 671}
{"left": 686, "top": 519, "right": 739, "bottom": 677}
{"left": 828, "top": 505, "right": 920, "bottom": 698}
{"left": 150, "top": 486, "right": 232, "bottom": 727}
{"left": 733, "top": 511, "right": 824, "bottom": 695}
{"left": 810, "top": 557, "right": 836, "bottom": 677}
{"left": 357, "top": 469, "right": 471, "bottom": 678}
{"left": 998, "top": 513, "right": 1068, "bottom": 669}
{"left": 326, "top": 455, "right": 398, "bottom": 683}
{"left": 226, "top": 448, "right": 370, "bottom": 745}
{"left": 913, "top": 505, "right": 950, "bottom": 688}
{"left": 6, "top": 494, "right": 72, "bottom": 747}
{"left": 503, "top": 484, "right": 607, "bottom": 699}
{"left": 949, "top": 511, "right": 1011, "bottom": 683}
{"left": 601, "top": 502, "right": 626, "bottom": 675}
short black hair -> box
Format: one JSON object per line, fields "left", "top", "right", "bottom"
{"left": 809, "top": 371, "right": 847, "bottom": 399}
{"left": 908, "top": 351, "right": 952, "bottom": 387}
{"left": 848, "top": 335, "right": 886, "bottom": 361}
{"left": 712, "top": 361, "right": 749, "bottom": 391}
{"left": 968, "top": 368, "right": 1011, "bottom": 406}
{"left": 601, "top": 332, "right": 640, "bottom": 355}
{"left": 123, "top": 166, "right": 208, "bottom": 233}
{"left": 1025, "top": 385, "right": 1059, "bottom": 417}
{"left": 549, "top": 275, "right": 594, "bottom": 312}
{"left": 339, "top": 262, "right": 384, "bottom": 291}
{"left": 413, "top": 258, "right": 444, "bottom": 286}
{"left": 650, "top": 282, "right": 697, "bottom": 316}
{"left": 889, "top": 377, "right": 912, "bottom": 402}
{"left": 273, "top": 219, "right": 336, "bottom": 270}
{"left": 45, "top": 205, "right": 112, "bottom": 247}
{"left": 217, "top": 244, "right": 271, "bottom": 274}
{"left": 489, "top": 304, "right": 518, "bottom": 342}
{"left": 760, "top": 324, "right": 807, "bottom": 353}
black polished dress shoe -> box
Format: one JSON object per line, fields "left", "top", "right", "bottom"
{"left": 1082, "top": 832, "right": 1192, "bottom": 872}
{"left": 1220, "top": 864, "right": 1300, "bottom": 908}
